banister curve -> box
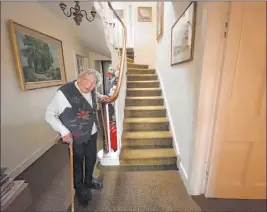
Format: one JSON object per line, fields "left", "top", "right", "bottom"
{"left": 100, "top": 2, "right": 127, "bottom": 152}
{"left": 101, "top": 2, "right": 127, "bottom": 103}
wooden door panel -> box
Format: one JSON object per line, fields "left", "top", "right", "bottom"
{"left": 207, "top": 2, "right": 266, "bottom": 199}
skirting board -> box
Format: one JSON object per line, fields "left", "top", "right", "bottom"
{"left": 8, "top": 135, "right": 59, "bottom": 179}
{"left": 178, "top": 162, "right": 190, "bottom": 192}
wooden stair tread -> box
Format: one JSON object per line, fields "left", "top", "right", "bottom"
{"left": 120, "top": 148, "right": 176, "bottom": 159}
{"left": 125, "top": 106, "right": 165, "bottom": 110}
{"left": 126, "top": 96, "right": 162, "bottom": 100}
{"left": 123, "top": 131, "right": 172, "bottom": 139}
{"left": 124, "top": 117, "right": 168, "bottom": 123}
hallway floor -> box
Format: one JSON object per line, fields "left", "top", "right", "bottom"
{"left": 17, "top": 142, "right": 266, "bottom": 212}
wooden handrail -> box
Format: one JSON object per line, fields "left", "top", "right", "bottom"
{"left": 100, "top": 2, "right": 127, "bottom": 152}
{"left": 102, "top": 2, "right": 127, "bottom": 103}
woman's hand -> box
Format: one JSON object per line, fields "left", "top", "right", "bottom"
{"left": 100, "top": 95, "right": 109, "bottom": 101}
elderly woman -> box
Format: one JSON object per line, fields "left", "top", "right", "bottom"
{"left": 45, "top": 69, "right": 108, "bottom": 207}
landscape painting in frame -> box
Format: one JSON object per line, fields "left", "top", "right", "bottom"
{"left": 138, "top": 7, "right": 152, "bottom": 22}
{"left": 9, "top": 20, "right": 67, "bottom": 90}
{"left": 171, "top": 2, "right": 197, "bottom": 65}
{"left": 156, "top": 1, "right": 164, "bottom": 41}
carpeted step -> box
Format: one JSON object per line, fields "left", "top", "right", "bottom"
{"left": 125, "top": 96, "right": 164, "bottom": 106}
{"left": 124, "top": 117, "right": 169, "bottom": 132}
{"left": 127, "top": 80, "right": 160, "bottom": 88}
{"left": 127, "top": 57, "right": 134, "bottom": 63}
{"left": 127, "top": 52, "right": 134, "bottom": 58}
{"left": 125, "top": 106, "right": 166, "bottom": 118}
{"left": 126, "top": 48, "right": 134, "bottom": 52}
{"left": 127, "top": 63, "right": 148, "bottom": 69}
{"left": 103, "top": 164, "right": 178, "bottom": 171}
{"left": 127, "top": 88, "right": 162, "bottom": 97}
{"left": 127, "top": 68, "right": 155, "bottom": 75}
{"left": 127, "top": 74, "right": 158, "bottom": 81}
{"left": 120, "top": 148, "right": 177, "bottom": 166}
{"left": 127, "top": 55, "right": 134, "bottom": 60}
{"left": 122, "top": 131, "right": 173, "bottom": 148}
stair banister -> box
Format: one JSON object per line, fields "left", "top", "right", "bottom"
{"left": 99, "top": 2, "right": 127, "bottom": 155}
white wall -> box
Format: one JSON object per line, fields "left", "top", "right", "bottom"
{"left": 1, "top": 2, "right": 90, "bottom": 177}
{"left": 112, "top": 2, "right": 132, "bottom": 48}
{"left": 112, "top": 2, "right": 157, "bottom": 68}
{"left": 88, "top": 52, "right": 111, "bottom": 69}
{"left": 155, "top": 2, "right": 205, "bottom": 189}
{"left": 132, "top": 2, "right": 157, "bottom": 68}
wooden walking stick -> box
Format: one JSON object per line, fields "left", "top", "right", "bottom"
{"left": 69, "top": 143, "right": 75, "bottom": 212}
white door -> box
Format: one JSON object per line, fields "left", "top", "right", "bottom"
{"left": 206, "top": 2, "right": 266, "bottom": 199}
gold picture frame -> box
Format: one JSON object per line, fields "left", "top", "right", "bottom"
{"left": 9, "top": 20, "right": 67, "bottom": 90}
{"left": 156, "top": 1, "right": 164, "bottom": 41}
{"left": 138, "top": 7, "right": 152, "bottom": 22}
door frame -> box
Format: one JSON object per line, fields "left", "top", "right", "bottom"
{"left": 204, "top": 2, "right": 266, "bottom": 198}
{"left": 188, "top": 2, "right": 230, "bottom": 196}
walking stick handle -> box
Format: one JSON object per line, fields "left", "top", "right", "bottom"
{"left": 69, "top": 143, "right": 75, "bottom": 212}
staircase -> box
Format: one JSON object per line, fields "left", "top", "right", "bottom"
{"left": 119, "top": 57, "right": 177, "bottom": 170}
{"left": 119, "top": 48, "right": 135, "bottom": 60}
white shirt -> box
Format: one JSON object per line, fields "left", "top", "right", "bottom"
{"left": 45, "top": 82, "right": 103, "bottom": 138}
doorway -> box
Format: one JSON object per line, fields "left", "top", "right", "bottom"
{"left": 205, "top": 2, "right": 266, "bottom": 199}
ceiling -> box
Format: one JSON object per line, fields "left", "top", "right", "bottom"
{"left": 39, "top": 1, "right": 111, "bottom": 57}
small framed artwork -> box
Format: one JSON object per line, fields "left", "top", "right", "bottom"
{"left": 171, "top": 2, "right": 197, "bottom": 65}
{"left": 156, "top": 1, "right": 164, "bottom": 41}
{"left": 138, "top": 7, "right": 152, "bottom": 22}
{"left": 9, "top": 20, "right": 67, "bottom": 90}
{"left": 114, "top": 10, "right": 123, "bottom": 19}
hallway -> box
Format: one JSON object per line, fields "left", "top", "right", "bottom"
{"left": 17, "top": 142, "right": 266, "bottom": 212}
{"left": 18, "top": 142, "right": 201, "bottom": 212}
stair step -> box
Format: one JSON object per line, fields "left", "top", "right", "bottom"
{"left": 127, "top": 57, "right": 134, "bottom": 63}
{"left": 120, "top": 148, "right": 177, "bottom": 166}
{"left": 127, "top": 63, "right": 148, "bottom": 69}
{"left": 124, "top": 117, "right": 169, "bottom": 131}
{"left": 127, "top": 68, "right": 155, "bottom": 75}
{"left": 123, "top": 136, "right": 173, "bottom": 148}
{"left": 127, "top": 74, "right": 158, "bottom": 81}
{"left": 121, "top": 148, "right": 176, "bottom": 159}
{"left": 127, "top": 55, "right": 134, "bottom": 60}
{"left": 124, "top": 117, "right": 168, "bottom": 123}
{"left": 123, "top": 131, "right": 172, "bottom": 139}
{"left": 126, "top": 52, "right": 134, "bottom": 57}
{"left": 103, "top": 165, "right": 178, "bottom": 171}
{"left": 125, "top": 96, "right": 164, "bottom": 106}
{"left": 125, "top": 106, "right": 166, "bottom": 118}
{"left": 125, "top": 106, "right": 165, "bottom": 110}
{"left": 123, "top": 131, "right": 172, "bottom": 148}
{"left": 127, "top": 88, "right": 161, "bottom": 97}
{"left": 127, "top": 80, "right": 160, "bottom": 88}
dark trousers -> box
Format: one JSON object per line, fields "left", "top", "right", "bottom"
{"left": 71, "top": 132, "right": 98, "bottom": 191}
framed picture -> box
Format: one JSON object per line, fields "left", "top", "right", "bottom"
{"left": 76, "top": 54, "right": 84, "bottom": 75}
{"left": 156, "top": 1, "right": 164, "bottom": 41}
{"left": 114, "top": 9, "right": 123, "bottom": 19}
{"left": 171, "top": 2, "right": 197, "bottom": 65}
{"left": 9, "top": 20, "right": 67, "bottom": 90}
{"left": 138, "top": 7, "right": 152, "bottom": 22}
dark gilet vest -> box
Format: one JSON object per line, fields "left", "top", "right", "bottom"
{"left": 58, "top": 81, "right": 100, "bottom": 144}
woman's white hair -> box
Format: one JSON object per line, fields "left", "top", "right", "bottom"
{"left": 78, "top": 69, "right": 103, "bottom": 87}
